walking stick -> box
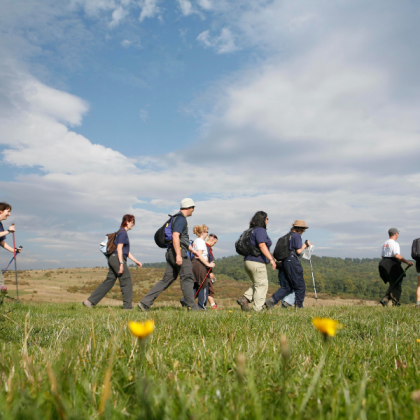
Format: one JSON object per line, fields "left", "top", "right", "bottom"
{"left": 194, "top": 268, "right": 212, "bottom": 299}
{"left": 381, "top": 265, "right": 411, "bottom": 304}
{"left": 12, "top": 227, "right": 19, "bottom": 303}
{"left": 309, "top": 257, "right": 318, "bottom": 300}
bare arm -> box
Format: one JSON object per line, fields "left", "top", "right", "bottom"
{"left": 295, "top": 240, "right": 312, "bottom": 255}
{"left": 195, "top": 249, "right": 215, "bottom": 268}
{"left": 117, "top": 244, "right": 124, "bottom": 274}
{"left": 0, "top": 240, "right": 18, "bottom": 254}
{"left": 128, "top": 252, "right": 142, "bottom": 268}
{"left": 259, "top": 243, "right": 276, "bottom": 270}
{"left": 172, "top": 232, "right": 182, "bottom": 266}
{"left": 394, "top": 254, "right": 414, "bottom": 266}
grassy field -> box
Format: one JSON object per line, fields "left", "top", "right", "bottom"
{"left": 0, "top": 301, "right": 419, "bottom": 419}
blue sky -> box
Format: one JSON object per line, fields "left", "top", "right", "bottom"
{"left": 1, "top": 0, "right": 420, "bottom": 269}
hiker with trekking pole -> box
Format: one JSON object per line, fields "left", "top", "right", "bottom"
{"left": 236, "top": 211, "right": 276, "bottom": 312}
{"left": 180, "top": 224, "right": 215, "bottom": 309}
{"left": 265, "top": 220, "right": 312, "bottom": 310}
{"left": 0, "top": 203, "right": 23, "bottom": 297}
{"left": 83, "top": 214, "right": 142, "bottom": 310}
{"left": 378, "top": 228, "right": 413, "bottom": 307}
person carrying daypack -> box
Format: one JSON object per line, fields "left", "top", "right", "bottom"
{"left": 265, "top": 220, "right": 312, "bottom": 310}
{"left": 83, "top": 214, "right": 142, "bottom": 309}
{"left": 378, "top": 228, "right": 413, "bottom": 307}
{"left": 137, "top": 198, "right": 200, "bottom": 311}
{"left": 413, "top": 238, "right": 420, "bottom": 309}
{"left": 236, "top": 211, "right": 276, "bottom": 312}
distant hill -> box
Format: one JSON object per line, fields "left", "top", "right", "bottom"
{"left": 144, "top": 255, "right": 418, "bottom": 303}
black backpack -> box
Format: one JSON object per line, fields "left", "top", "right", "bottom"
{"left": 235, "top": 228, "right": 261, "bottom": 257}
{"left": 154, "top": 215, "right": 176, "bottom": 248}
{"left": 273, "top": 232, "right": 292, "bottom": 261}
{"left": 412, "top": 238, "right": 420, "bottom": 260}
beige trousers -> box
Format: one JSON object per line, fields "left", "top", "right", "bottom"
{"left": 243, "top": 260, "right": 269, "bottom": 312}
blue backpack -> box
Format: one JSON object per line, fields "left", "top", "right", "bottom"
{"left": 154, "top": 214, "right": 178, "bottom": 248}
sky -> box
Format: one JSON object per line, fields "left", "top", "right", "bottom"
{"left": 1, "top": 0, "right": 420, "bottom": 269}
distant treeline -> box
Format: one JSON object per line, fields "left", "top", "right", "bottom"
{"left": 142, "top": 255, "right": 419, "bottom": 303}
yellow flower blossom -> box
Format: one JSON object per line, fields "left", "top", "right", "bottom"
{"left": 417, "top": 339, "right": 420, "bottom": 343}
{"left": 229, "top": 311, "right": 232, "bottom": 313}
{"left": 128, "top": 320, "right": 155, "bottom": 339}
{"left": 312, "top": 317, "right": 342, "bottom": 337}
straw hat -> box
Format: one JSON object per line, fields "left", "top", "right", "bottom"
{"left": 292, "top": 220, "right": 309, "bottom": 229}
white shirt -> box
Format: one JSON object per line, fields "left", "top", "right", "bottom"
{"left": 381, "top": 239, "right": 400, "bottom": 258}
{"left": 193, "top": 238, "right": 208, "bottom": 260}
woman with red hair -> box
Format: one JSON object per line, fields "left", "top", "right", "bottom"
{"left": 83, "top": 214, "right": 142, "bottom": 309}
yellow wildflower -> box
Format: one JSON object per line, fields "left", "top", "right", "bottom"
{"left": 312, "top": 317, "right": 342, "bottom": 338}
{"left": 417, "top": 339, "right": 420, "bottom": 343}
{"left": 229, "top": 311, "right": 232, "bottom": 313}
{"left": 128, "top": 320, "right": 155, "bottom": 339}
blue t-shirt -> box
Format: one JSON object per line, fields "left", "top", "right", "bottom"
{"left": 113, "top": 229, "right": 130, "bottom": 260}
{"left": 289, "top": 232, "right": 302, "bottom": 252}
{"left": 245, "top": 227, "right": 272, "bottom": 264}
{"left": 172, "top": 215, "right": 187, "bottom": 234}
{"left": 0, "top": 222, "right": 6, "bottom": 242}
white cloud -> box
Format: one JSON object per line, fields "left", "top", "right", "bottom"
{"left": 197, "top": 0, "right": 212, "bottom": 10}
{"left": 139, "top": 108, "right": 149, "bottom": 121}
{"left": 177, "top": 0, "right": 193, "bottom": 16}
{"left": 109, "top": 6, "right": 128, "bottom": 27}
{"left": 197, "top": 27, "right": 238, "bottom": 53}
{"left": 139, "top": 0, "right": 160, "bottom": 22}
{"left": 121, "top": 39, "right": 132, "bottom": 48}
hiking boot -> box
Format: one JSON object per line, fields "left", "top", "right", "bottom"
{"left": 265, "top": 297, "right": 275, "bottom": 310}
{"left": 237, "top": 296, "right": 250, "bottom": 312}
{"left": 416, "top": 303, "right": 420, "bottom": 309}
{"left": 137, "top": 302, "right": 150, "bottom": 312}
{"left": 379, "top": 299, "right": 388, "bottom": 307}
{"left": 392, "top": 300, "right": 401, "bottom": 307}
{"left": 82, "top": 300, "right": 93, "bottom": 308}
{"left": 282, "top": 301, "right": 292, "bottom": 309}
{"left": 180, "top": 299, "right": 188, "bottom": 308}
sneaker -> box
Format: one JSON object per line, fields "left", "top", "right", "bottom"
{"left": 281, "top": 301, "right": 292, "bottom": 309}
{"left": 237, "top": 296, "right": 250, "bottom": 312}
{"left": 211, "top": 304, "right": 219, "bottom": 310}
{"left": 82, "top": 300, "right": 93, "bottom": 308}
{"left": 265, "top": 297, "right": 275, "bottom": 310}
{"left": 137, "top": 302, "right": 150, "bottom": 312}
{"left": 180, "top": 299, "right": 188, "bottom": 308}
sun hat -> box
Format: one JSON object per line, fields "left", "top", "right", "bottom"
{"left": 292, "top": 220, "right": 309, "bottom": 229}
{"left": 388, "top": 227, "right": 399, "bottom": 236}
{"left": 180, "top": 198, "right": 195, "bottom": 209}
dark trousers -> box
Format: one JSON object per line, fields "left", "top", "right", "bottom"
{"left": 271, "top": 254, "right": 306, "bottom": 308}
{"left": 140, "top": 248, "right": 199, "bottom": 310}
{"left": 383, "top": 269, "right": 404, "bottom": 305}
{"left": 88, "top": 254, "right": 133, "bottom": 309}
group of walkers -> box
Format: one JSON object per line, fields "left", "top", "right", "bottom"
{"left": 2, "top": 199, "right": 420, "bottom": 310}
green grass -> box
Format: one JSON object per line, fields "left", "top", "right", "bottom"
{"left": 0, "top": 301, "right": 420, "bottom": 419}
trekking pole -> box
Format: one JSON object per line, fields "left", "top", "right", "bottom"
{"left": 2, "top": 246, "right": 22, "bottom": 275}
{"left": 194, "top": 269, "right": 212, "bottom": 298}
{"left": 12, "top": 226, "right": 19, "bottom": 303}
{"left": 382, "top": 265, "right": 411, "bottom": 303}
{"left": 309, "top": 257, "right": 318, "bottom": 300}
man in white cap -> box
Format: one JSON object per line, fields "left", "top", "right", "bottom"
{"left": 379, "top": 228, "right": 413, "bottom": 306}
{"left": 138, "top": 198, "right": 200, "bottom": 311}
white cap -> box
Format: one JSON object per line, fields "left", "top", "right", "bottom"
{"left": 180, "top": 198, "right": 195, "bottom": 209}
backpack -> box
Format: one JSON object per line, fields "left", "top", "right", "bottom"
{"left": 412, "top": 238, "right": 420, "bottom": 260}
{"left": 273, "top": 232, "right": 292, "bottom": 261}
{"left": 99, "top": 228, "right": 125, "bottom": 256}
{"left": 235, "top": 228, "right": 261, "bottom": 257}
{"left": 154, "top": 214, "right": 177, "bottom": 248}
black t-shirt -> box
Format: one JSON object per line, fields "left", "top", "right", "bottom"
{"left": 113, "top": 229, "right": 130, "bottom": 260}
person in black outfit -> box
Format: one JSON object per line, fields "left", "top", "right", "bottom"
{"left": 265, "top": 220, "right": 312, "bottom": 309}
